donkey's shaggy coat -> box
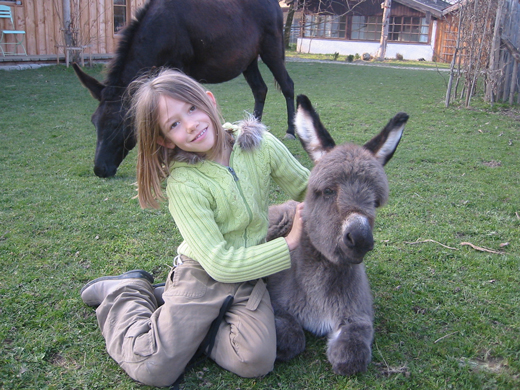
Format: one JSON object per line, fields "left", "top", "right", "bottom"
{"left": 267, "top": 95, "right": 408, "bottom": 375}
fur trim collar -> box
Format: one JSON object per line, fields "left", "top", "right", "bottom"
{"left": 234, "top": 116, "right": 267, "bottom": 151}
{"left": 171, "top": 116, "right": 266, "bottom": 164}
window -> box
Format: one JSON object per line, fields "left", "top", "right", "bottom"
{"left": 389, "top": 17, "right": 429, "bottom": 43}
{"left": 351, "top": 15, "right": 429, "bottom": 43}
{"left": 114, "top": 0, "right": 127, "bottom": 33}
{"left": 304, "top": 14, "right": 346, "bottom": 39}
{"left": 351, "top": 15, "right": 382, "bottom": 41}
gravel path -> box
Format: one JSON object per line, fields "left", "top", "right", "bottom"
{"left": 0, "top": 57, "right": 449, "bottom": 72}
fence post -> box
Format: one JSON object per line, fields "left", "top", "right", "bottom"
{"left": 485, "top": 0, "right": 505, "bottom": 103}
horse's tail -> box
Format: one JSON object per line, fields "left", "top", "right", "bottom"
{"left": 276, "top": 19, "right": 286, "bottom": 92}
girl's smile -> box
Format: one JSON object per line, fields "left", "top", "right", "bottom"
{"left": 192, "top": 128, "right": 207, "bottom": 142}
{"left": 157, "top": 93, "right": 218, "bottom": 155}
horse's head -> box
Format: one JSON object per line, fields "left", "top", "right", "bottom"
{"left": 73, "top": 64, "right": 136, "bottom": 178}
{"left": 295, "top": 95, "right": 408, "bottom": 265}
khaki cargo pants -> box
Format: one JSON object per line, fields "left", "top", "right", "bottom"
{"left": 95, "top": 258, "right": 276, "bottom": 387}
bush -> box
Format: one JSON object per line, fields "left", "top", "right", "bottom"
{"left": 346, "top": 54, "right": 354, "bottom": 62}
{"left": 396, "top": 53, "right": 404, "bottom": 61}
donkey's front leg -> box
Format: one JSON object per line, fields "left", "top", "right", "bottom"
{"left": 273, "top": 303, "right": 306, "bottom": 361}
{"left": 327, "top": 316, "right": 373, "bottom": 375}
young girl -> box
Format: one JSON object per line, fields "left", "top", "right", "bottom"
{"left": 80, "top": 68, "right": 309, "bottom": 387}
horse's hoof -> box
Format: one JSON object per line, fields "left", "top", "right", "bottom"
{"left": 283, "top": 133, "right": 296, "bottom": 140}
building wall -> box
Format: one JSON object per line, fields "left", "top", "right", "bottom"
{"left": 434, "top": 13, "right": 458, "bottom": 63}
{"left": 0, "top": 0, "right": 146, "bottom": 57}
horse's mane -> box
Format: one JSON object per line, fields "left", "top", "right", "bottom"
{"left": 105, "top": 0, "right": 154, "bottom": 86}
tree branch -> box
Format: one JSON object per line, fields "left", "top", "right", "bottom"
{"left": 501, "top": 37, "right": 520, "bottom": 62}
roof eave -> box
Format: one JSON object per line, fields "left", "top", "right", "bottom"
{"left": 394, "top": 0, "right": 445, "bottom": 18}
{"left": 442, "top": 1, "right": 465, "bottom": 16}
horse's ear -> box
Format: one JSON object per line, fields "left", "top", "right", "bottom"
{"left": 363, "top": 112, "right": 408, "bottom": 166}
{"left": 72, "top": 62, "right": 106, "bottom": 101}
{"left": 294, "top": 95, "right": 336, "bottom": 163}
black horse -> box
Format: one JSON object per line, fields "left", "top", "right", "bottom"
{"left": 74, "top": 0, "right": 296, "bottom": 178}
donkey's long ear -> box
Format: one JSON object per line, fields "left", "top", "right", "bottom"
{"left": 294, "top": 95, "right": 336, "bottom": 163}
{"left": 364, "top": 112, "right": 408, "bottom": 166}
{"left": 72, "top": 63, "right": 106, "bottom": 101}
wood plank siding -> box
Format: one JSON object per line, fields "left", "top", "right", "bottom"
{"left": 434, "top": 14, "right": 458, "bottom": 63}
{"left": 0, "top": 0, "right": 146, "bottom": 58}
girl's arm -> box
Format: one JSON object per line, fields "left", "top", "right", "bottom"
{"left": 168, "top": 182, "right": 292, "bottom": 283}
{"left": 265, "top": 132, "right": 310, "bottom": 202}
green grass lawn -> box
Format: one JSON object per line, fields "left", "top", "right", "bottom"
{"left": 0, "top": 62, "right": 519, "bottom": 389}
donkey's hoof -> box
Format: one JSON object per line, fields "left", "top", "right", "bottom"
{"left": 332, "top": 359, "right": 369, "bottom": 376}
{"left": 276, "top": 334, "right": 305, "bottom": 361}
{"left": 283, "top": 132, "right": 296, "bottom": 140}
{"left": 328, "top": 338, "right": 371, "bottom": 376}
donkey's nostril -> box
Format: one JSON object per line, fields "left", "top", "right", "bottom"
{"left": 344, "top": 232, "right": 355, "bottom": 248}
{"left": 343, "top": 214, "right": 375, "bottom": 253}
{"left": 344, "top": 229, "right": 374, "bottom": 252}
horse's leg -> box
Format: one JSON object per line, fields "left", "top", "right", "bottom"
{"left": 327, "top": 315, "right": 373, "bottom": 376}
{"left": 242, "top": 59, "right": 268, "bottom": 121}
{"left": 259, "top": 53, "right": 295, "bottom": 139}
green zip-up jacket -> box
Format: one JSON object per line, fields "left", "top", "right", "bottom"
{"left": 166, "top": 119, "right": 310, "bottom": 283}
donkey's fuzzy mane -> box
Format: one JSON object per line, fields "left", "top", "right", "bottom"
{"left": 105, "top": 0, "right": 154, "bottom": 86}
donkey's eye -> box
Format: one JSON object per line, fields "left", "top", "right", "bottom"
{"left": 323, "top": 188, "right": 335, "bottom": 197}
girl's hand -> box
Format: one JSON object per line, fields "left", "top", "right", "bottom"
{"left": 285, "top": 202, "right": 305, "bottom": 251}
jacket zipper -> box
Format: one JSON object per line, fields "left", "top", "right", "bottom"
{"left": 228, "top": 167, "right": 239, "bottom": 182}
{"left": 227, "top": 155, "right": 253, "bottom": 245}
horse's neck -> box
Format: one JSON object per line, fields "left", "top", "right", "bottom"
{"left": 107, "top": 57, "right": 148, "bottom": 88}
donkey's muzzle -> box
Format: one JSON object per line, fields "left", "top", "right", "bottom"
{"left": 342, "top": 214, "right": 374, "bottom": 263}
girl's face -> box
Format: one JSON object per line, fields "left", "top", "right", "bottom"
{"left": 156, "top": 92, "right": 217, "bottom": 156}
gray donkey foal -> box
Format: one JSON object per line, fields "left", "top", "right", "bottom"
{"left": 267, "top": 95, "right": 408, "bottom": 375}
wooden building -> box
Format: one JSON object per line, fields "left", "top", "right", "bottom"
{"left": 289, "top": 0, "right": 454, "bottom": 62}
{"left": 0, "top": 0, "right": 146, "bottom": 62}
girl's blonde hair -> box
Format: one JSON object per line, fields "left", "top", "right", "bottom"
{"left": 127, "top": 68, "right": 227, "bottom": 209}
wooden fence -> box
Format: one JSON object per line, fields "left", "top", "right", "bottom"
{"left": 444, "top": 0, "right": 520, "bottom": 106}
{"left": 486, "top": 0, "right": 520, "bottom": 104}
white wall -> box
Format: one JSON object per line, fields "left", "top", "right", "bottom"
{"left": 297, "top": 20, "right": 438, "bottom": 61}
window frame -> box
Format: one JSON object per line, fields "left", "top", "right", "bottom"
{"left": 303, "top": 14, "right": 347, "bottom": 39}
{"left": 303, "top": 12, "right": 430, "bottom": 44}
{"left": 351, "top": 15, "right": 382, "bottom": 41}
{"left": 389, "top": 16, "right": 429, "bottom": 43}
{"left": 113, "top": 0, "right": 128, "bottom": 35}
